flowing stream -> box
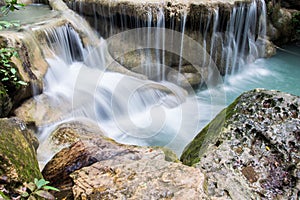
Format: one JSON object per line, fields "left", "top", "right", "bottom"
{"left": 4, "top": 3, "right": 300, "bottom": 167}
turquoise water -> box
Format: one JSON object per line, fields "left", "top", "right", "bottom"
{"left": 193, "top": 44, "right": 300, "bottom": 155}
{"left": 223, "top": 44, "right": 300, "bottom": 104}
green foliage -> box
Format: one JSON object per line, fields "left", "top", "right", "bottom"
{"left": 0, "top": 47, "right": 27, "bottom": 91}
{"left": 292, "top": 12, "right": 300, "bottom": 33}
{"left": 0, "top": 0, "right": 25, "bottom": 30}
{"left": 21, "top": 178, "right": 59, "bottom": 200}
{"left": 0, "top": 20, "right": 20, "bottom": 30}
{"left": 1, "top": 0, "right": 25, "bottom": 16}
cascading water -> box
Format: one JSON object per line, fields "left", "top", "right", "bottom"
{"left": 12, "top": 0, "right": 281, "bottom": 169}
{"left": 66, "top": 0, "right": 267, "bottom": 79}
{"left": 36, "top": 17, "right": 205, "bottom": 166}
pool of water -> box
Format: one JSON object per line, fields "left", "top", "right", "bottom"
{"left": 1, "top": 4, "right": 58, "bottom": 25}
{"left": 190, "top": 44, "right": 300, "bottom": 152}
{"left": 224, "top": 45, "right": 300, "bottom": 101}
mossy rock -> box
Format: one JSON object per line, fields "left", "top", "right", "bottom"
{"left": 0, "top": 83, "right": 12, "bottom": 117}
{"left": 180, "top": 94, "right": 239, "bottom": 166}
{"left": 0, "top": 117, "right": 42, "bottom": 184}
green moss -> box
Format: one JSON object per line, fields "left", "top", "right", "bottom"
{"left": 0, "top": 118, "right": 42, "bottom": 183}
{"left": 153, "top": 146, "right": 180, "bottom": 163}
{"left": 180, "top": 95, "right": 241, "bottom": 166}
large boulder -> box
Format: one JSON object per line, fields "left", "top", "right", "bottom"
{"left": 41, "top": 121, "right": 208, "bottom": 199}
{"left": 0, "top": 118, "right": 42, "bottom": 198}
{"left": 181, "top": 89, "right": 300, "bottom": 199}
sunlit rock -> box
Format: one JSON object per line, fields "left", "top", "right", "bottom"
{"left": 42, "top": 129, "right": 207, "bottom": 199}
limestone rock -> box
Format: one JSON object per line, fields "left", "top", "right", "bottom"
{"left": 71, "top": 157, "right": 207, "bottom": 199}
{"left": 181, "top": 89, "right": 300, "bottom": 199}
{"left": 14, "top": 94, "right": 69, "bottom": 126}
{"left": 42, "top": 122, "right": 209, "bottom": 199}
{"left": 0, "top": 118, "right": 42, "bottom": 198}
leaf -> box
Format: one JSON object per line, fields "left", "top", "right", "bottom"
{"left": 25, "top": 182, "right": 36, "bottom": 192}
{"left": 2, "top": 77, "right": 9, "bottom": 81}
{"left": 35, "top": 190, "right": 55, "bottom": 200}
{"left": 43, "top": 185, "right": 60, "bottom": 192}
{"left": 36, "top": 178, "right": 49, "bottom": 189}
{"left": 0, "top": 191, "right": 10, "bottom": 200}
{"left": 17, "top": 80, "right": 27, "bottom": 85}
{"left": 34, "top": 178, "right": 39, "bottom": 186}
{"left": 10, "top": 68, "right": 16, "bottom": 74}
{"left": 28, "top": 195, "right": 37, "bottom": 200}
{"left": 21, "top": 191, "right": 29, "bottom": 197}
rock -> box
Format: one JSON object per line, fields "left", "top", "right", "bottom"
{"left": 14, "top": 94, "right": 70, "bottom": 126}
{"left": 280, "top": 0, "right": 300, "bottom": 10}
{"left": 0, "top": 32, "right": 48, "bottom": 104}
{"left": 267, "top": 2, "right": 299, "bottom": 44}
{"left": 71, "top": 156, "right": 207, "bottom": 199}
{"left": 181, "top": 89, "right": 300, "bottom": 199}
{"left": 0, "top": 118, "right": 42, "bottom": 198}
{"left": 37, "top": 119, "right": 105, "bottom": 170}
{"left": 41, "top": 122, "right": 208, "bottom": 199}
{"left": 0, "top": 83, "right": 12, "bottom": 117}
{"left": 167, "top": 70, "right": 202, "bottom": 88}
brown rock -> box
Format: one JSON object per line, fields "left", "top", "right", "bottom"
{"left": 71, "top": 158, "right": 207, "bottom": 199}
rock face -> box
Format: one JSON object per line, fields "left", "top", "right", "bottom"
{"left": 181, "top": 89, "right": 300, "bottom": 199}
{"left": 42, "top": 122, "right": 208, "bottom": 199}
{"left": 0, "top": 118, "right": 42, "bottom": 198}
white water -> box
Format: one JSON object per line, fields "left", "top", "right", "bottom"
{"left": 37, "top": 23, "right": 206, "bottom": 167}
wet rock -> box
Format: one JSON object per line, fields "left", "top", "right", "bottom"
{"left": 181, "top": 89, "right": 300, "bottom": 199}
{"left": 14, "top": 94, "right": 69, "bottom": 126}
{"left": 0, "top": 118, "right": 42, "bottom": 198}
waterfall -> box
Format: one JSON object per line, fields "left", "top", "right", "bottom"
{"left": 36, "top": 11, "right": 208, "bottom": 166}
{"left": 65, "top": 0, "right": 267, "bottom": 79}
{"left": 27, "top": 0, "right": 267, "bottom": 166}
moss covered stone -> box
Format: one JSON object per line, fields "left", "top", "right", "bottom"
{"left": 0, "top": 117, "right": 42, "bottom": 184}
{"left": 180, "top": 94, "right": 240, "bottom": 166}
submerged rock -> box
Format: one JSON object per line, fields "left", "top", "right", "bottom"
{"left": 181, "top": 89, "right": 300, "bottom": 199}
